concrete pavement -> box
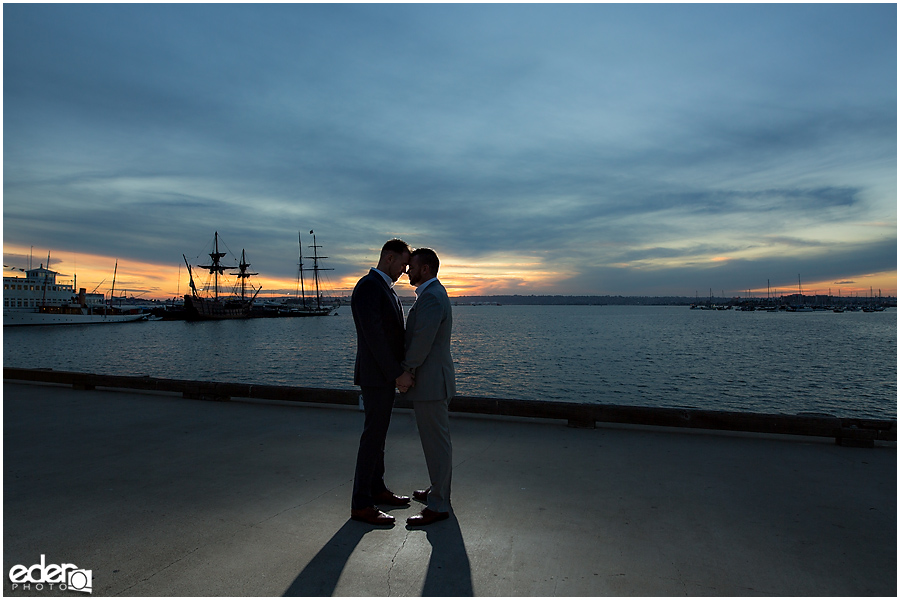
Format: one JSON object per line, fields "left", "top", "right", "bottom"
{"left": 3, "top": 381, "right": 896, "bottom": 596}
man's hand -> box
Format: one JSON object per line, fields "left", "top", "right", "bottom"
{"left": 396, "top": 371, "right": 415, "bottom": 393}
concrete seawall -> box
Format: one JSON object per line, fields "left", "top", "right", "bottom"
{"left": 4, "top": 367, "right": 896, "bottom": 446}
{"left": 3, "top": 378, "right": 896, "bottom": 596}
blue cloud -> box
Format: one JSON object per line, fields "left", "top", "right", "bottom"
{"left": 3, "top": 3, "right": 896, "bottom": 295}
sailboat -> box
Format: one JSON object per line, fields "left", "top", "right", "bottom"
{"left": 287, "top": 230, "right": 337, "bottom": 317}
{"left": 182, "top": 232, "right": 262, "bottom": 320}
{"left": 792, "top": 275, "right": 813, "bottom": 312}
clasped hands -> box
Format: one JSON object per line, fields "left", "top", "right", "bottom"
{"left": 396, "top": 371, "right": 415, "bottom": 393}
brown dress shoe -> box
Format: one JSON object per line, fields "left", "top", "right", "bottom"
{"left": 406, "top": 508, "right": 450, "bottom": 526}
{"left": 372, "top": 490, "right": 411, "bottom": 506}
{"left": 412, "top": 489, "right": 428, "bottom": 503}
{"left": 351, "top": 506, "right": 395, "bottom": 525}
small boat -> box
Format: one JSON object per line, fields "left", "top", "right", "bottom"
{"left": 183, "top": 232, "right": 261, "bottom": 320}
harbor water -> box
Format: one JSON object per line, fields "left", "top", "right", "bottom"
{"left": 3, "top": 305, "right": 896, "bottom": 420}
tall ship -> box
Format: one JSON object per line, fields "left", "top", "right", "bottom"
{"left": 183, "top": 232, "right": 262, "bottom": 320}
{"left": 3, "top": 258, "right": 146, "bottom": 326}
{"left": 290, "top": 230, "right": 338, "bottom": 317}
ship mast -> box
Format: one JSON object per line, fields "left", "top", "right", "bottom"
{"left": 110, "top": 260, "right": 118, "bottom": 309}
{"left": 298, "top": 232, "right": 307, "bottom": 309}
{"left": 233, "top": 249, "right": 258, "bottom": 301}
{"left": 307, "top": 230, "right": 333, "bottom": 310}
{"left": 183, "top": 256, "right": 198, "bottom": 297}
{"left": 311, "top": 231, "right": 322, "bottom": 309}
{"left": 41, "top": 252, "right": 51, "bottom": 308}
{"left": 197, "top": 231, "right": 229, "bottom": 300}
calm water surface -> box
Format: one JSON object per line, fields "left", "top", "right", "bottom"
{"left": 4, "top": 305, "right": 896, "bottom": 419}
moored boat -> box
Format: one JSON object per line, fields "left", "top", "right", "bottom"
{"left": 183, "top": 232, "right": 261, "bottom": 320}
{"left": 288, "top": 230, "right": 338, "bottom": 317}
{"left": 4, "top": 258, "right": 147, "bottom": 326}
{"left": 5, "top": 302, "right": 147, "bottom": 326}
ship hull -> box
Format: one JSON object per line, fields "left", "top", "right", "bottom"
{"left": 183, "top": 295, "right": 253, "bottom": 320}
{"left": 4, "top": 309, "right": 147, "bottom": 326}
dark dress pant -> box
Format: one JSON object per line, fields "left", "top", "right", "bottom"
{"left": 352, "top": 385, "right": 396, "bottom": 510}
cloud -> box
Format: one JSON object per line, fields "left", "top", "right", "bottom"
{"left": 3, "top": 4, "right": 896, "bottom": 297}
{"left": 568, "top": 237, "right": 897, "bottom": 296}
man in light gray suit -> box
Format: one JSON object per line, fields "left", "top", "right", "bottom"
{"left": 398, "top": 247, "right": 456, "bottom": 526}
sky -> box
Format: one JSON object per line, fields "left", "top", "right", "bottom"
{"left": 3, "top": 3, "right": 897, "bottom": 300}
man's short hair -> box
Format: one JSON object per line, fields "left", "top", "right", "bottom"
{"left": 411, "top": 247, "right": 440, "bottom": 275}
{"left": 381, "top": 239, "right": 411, "bottom": 257}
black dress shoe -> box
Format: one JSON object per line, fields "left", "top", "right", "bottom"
{"left": 373, "top": 490, "right": 411, "bottom": 506}
{"left": 351, "top": 506, "right": 395, "bottom": 525}
{"left": 406, "top": 508, "right": 450, "bottom": 527}
{"left": 406, "top": 508, "right": 450, "bottom": 526}
{"left": 412, "top": 489, "right": 428, "bottom": 503}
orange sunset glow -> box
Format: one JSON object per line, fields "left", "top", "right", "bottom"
{"left": 333, "top": 253, "right": 577, "bottom": 298}
{"left": 3, "top": 245, "right": 580, "bottom": 300}
{"left": 744, "top": 271, "right": 897, "bottom": 300}
{"left": 6, "top": 243, "right": 893, "bottom": 301}
{"left": 3, "top": 244, "right": 180, "bottom": 300}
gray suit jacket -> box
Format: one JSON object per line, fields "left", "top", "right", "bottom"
{"left": 401, "top": 280, "right": 456, "bottom": 402}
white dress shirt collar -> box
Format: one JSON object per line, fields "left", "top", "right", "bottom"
{"left": 372, "top": 267, "right": 394, "bottom": 288}
{"left": 415, "top": 277, "right": 438, "bottom": 297}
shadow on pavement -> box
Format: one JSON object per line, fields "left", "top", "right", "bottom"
{"left": 283, "top": 519, "right": 374, "bottom": 596}
{"left": 283, "top": 514, "right": 473, "bottom": 596}
{"left": 419, "top": 514, "right": 473, "bottom": 596}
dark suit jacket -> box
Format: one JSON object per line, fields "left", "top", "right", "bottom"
{"left": 351, "top": 269, "right": 405, "bottom": 387}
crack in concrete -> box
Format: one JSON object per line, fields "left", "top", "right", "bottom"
{"left": 669, "top": 562, "right": 688, "bottom": 595}
{"left": 116, "top": 546, "right": 202, "bottom": 596}
{"left": 387, "top": 529, "right": 411, "bottom": 596}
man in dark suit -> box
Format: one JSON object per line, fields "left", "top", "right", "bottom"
{"left": 349, "top": 239, "right": 414, "bottom": 525}
{"left": 399, "top": 247, "right": 456, "bottom": 526}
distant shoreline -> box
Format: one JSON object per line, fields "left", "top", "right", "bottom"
{"left": 445, "top": 294, "right": 899, "bottom": 307}
{"left": 112, "top": 294, "right": 899, "bottom": 308}
{"left": 447, "top": 295, "right": 701, "bottom": 306}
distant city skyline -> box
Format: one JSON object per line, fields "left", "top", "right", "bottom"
{"left": 4, "top": 4, "right": 896, "bottom": 300}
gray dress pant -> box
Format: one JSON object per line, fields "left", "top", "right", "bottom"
{"left": 413, "top": 398, "right": 452, "bottom": 513}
